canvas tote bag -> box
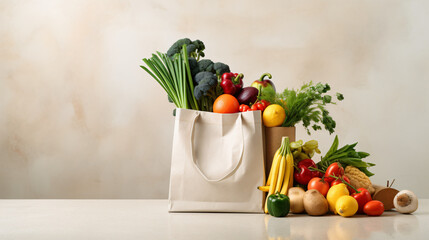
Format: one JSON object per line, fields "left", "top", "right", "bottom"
{"left": 168, "top": 108, "right": 265, "bottom": 213}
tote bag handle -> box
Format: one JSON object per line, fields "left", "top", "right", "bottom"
{"left": 189, "top": 112, "right": 244, "bottom": 182}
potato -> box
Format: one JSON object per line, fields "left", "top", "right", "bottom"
{"left": 288, "top": 187, "right": 305, "bottom": 213}
{"left": 303, "top": 189, "right": 329, "bottom": 216}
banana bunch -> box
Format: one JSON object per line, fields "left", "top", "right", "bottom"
{"left": 260, "top": 137, "right": 295, "bottom": 213}
{"left": 290, "top": 139, "right": 321, "bottom": 162}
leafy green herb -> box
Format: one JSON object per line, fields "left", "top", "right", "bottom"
{"left": 317, "top": 135, "right": 375, "bottom": 177}
{"left": 260, "top": 82, "right": 344, "bottom": 135}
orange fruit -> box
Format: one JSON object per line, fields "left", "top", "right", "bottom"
{"left": 213, "top": 94, "right": 239, "bottom": 113}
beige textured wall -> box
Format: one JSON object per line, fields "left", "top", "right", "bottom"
{"left": 1, "top": 0, "right": 428, "bottom": 198}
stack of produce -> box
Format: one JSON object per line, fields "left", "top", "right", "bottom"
{"left": 141, "top": 38, "right": 344, "bottom": 130}
{"left": 141, "top": 38, "right": 277, "bottom": 115}
{"left": 259, "top": 137, "right": 419, "bottom": 217}
{"left": 141, "top": 38, "right": 419, "bottom": 217}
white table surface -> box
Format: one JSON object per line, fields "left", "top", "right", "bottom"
{"left": 0, "top": 199, "right": 427, "bottom": 240}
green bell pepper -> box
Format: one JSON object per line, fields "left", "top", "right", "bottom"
{"left": 267, "top": 192, "right": 290, "bottom": 217}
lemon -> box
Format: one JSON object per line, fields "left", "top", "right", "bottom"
{"left": 336, "top": 195, "right": 358, "bottom": 217}
{"left": 263, "top": 104, "right": 286, "bottom": 127}
{"left": 326, "top": 183, "right": 349, "bottom": 214}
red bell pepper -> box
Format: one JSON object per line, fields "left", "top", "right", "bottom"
{"left": 294, "top": 159, "right": 320, "bottom": 185}
{"left": 352, "top": 188, "right": 372, "bottom": 213}
{"left": 324, "top": 162, "right": 344, "bottom": 183}
{"left": 220, "top": 73, "right": 243, "bottom": 95}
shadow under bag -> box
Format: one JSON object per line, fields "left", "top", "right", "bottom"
{"left": 168, "top": 108, "right": 265, "bottom": 213}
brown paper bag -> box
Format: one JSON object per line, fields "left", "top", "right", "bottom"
{"left": 264, "top": 127, "right": 296, "bottom": 177}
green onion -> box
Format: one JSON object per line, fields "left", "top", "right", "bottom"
{"left": 140, "top": 44, "right": 199, "bottom": 110}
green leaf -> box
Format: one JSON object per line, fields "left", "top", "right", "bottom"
{"left": 339, "top": 158, "right": 371, "bottom": 168}
{"left": 358, "top": 152, "right": 370, "bottom": 158}
{"left": 335, "top": 143, "right": 358, "bottom": 154}
{"left": 323, "top": 95, "right": 332, "bottom": 103}
{"left": 323, "top": 135, "right": 339, "bottom": 161}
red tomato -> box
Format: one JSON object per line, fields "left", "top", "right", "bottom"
{"left": 331, "top": 176, "right": 355, "bottom": 194}
{"left": 239, "top": 104, "right": 250, "bottom": 112}
{"left": 363, "top": 200, "right": 384, "bottom": 216}
{"left": 260, "top": 100, "right": 270, "bottom": 109}
{"left": 250, "top": 104, "right": 258, "bottom": 111}
{"left": 324, "top": 163, "right": 344, "bottom": 183}
{"left": 254, "top": 102, "right": 265, "bottom": 111}
{"left": 307, "top": 177, "right": 330, "bottom": 196}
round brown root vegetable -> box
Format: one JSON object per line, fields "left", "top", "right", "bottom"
{"left": 303, "top": 189, "right": 329, "bottom": 216}
{"left": 372, "top": 184, "right": 399, "bottom": 210}
{"left": 288, "top": 187, "right": 305, "bottom": 213}
{"left": 394, "top": 190, "right": 418, "bottom": 214}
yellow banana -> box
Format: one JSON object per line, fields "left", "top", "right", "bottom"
{"left": 266, "top": 149, "right": 281, "bottom": 186}
{"left": 280, "top": 160, "right": 291, "bottom": 195}
{"left": 265, "top": 154, "right": 281, "bottom": 213}
{"left": 257, "top": 186, "right": 270, "bottom": 192}
{"left": 280, "top": 139, "right": 294, "bottom": 195}
{"left": 275, "top": 155, "right": 286, "bottom": 193}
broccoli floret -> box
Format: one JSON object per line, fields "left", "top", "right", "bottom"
{"left": 194, "top": 71, "right": 216, "bottom": 84}
{"left": 166, "top": 38, "right": 192, "bottom": 58}
{"left": 194, "top": 79, "right": 217, "bottom": 100}
{"left": 198, "top": 59, "right": 214, "bottom": 73}
{"left": 213, "top": 62, "right": 230, "bottom": 76}
{"left": 188, "top": 57, "right": 199, "bottom": 78}
{"left": 191, "top": 40, "right": 205, "bottom": 58}
{"left": 193, "top": 72, "right": 217, "bottom": 100}
{"left": 192, "top": 40, "right": 205, "bottom": 50}
{"left": 186, "top": 44, "right": 197, "bottom": 54}
{"left": 166, "top": 38, "right": 205, "bottom": 60}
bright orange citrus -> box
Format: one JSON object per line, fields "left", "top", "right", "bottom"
{"left": 213, "top": 94, "right": 239, "bottom": 113}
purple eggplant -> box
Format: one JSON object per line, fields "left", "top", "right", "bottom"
{"left": 236, "top": 87, "right": 259, "bottom": 105}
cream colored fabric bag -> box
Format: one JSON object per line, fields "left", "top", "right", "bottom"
{"left": 168, "top": 108, "right": 265, "bottom": 213}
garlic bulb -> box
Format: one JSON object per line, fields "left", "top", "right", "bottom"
{"left": 393, "top": 190, "right": 418, "bottom": 214}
